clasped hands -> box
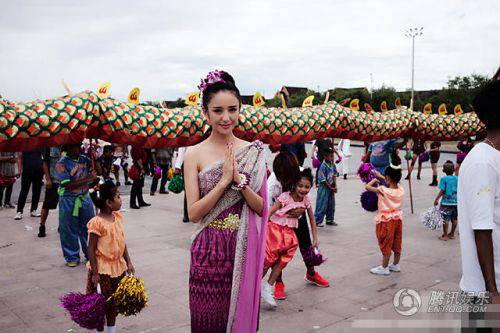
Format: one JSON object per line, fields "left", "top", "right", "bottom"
{"left": 221, "top": 143, "right": 243, "bottom": 187}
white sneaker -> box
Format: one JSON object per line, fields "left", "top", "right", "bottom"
{"left": 14, "top": 212, "right": 22, "bottom": 220}
{"left": 30, "top": 211, "right": 41, "bottom": 217}
{"left": 370, "top": 265, "right": 390, "bottom": 275}
{"left": 261, "top": 282, "right": 277, "bottom": 307}
{"left": 317, "top": 221, "right": 326, "bottom": 228}
{"left": 389, "top": 264, "right": 401, "bottom": 272}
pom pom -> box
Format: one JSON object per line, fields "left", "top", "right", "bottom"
{"left": 312, "top": 158, "right": 321, "bottom": 168}
{"left": 153, "top": 166, "right": 161, "bottom": 179}
{"left": 419, "top": 152, "right": 430, "bottom": 162}
{"left": 302, "top": 247, "right": 326, "bottom": 266}
{"left": 420, "top": 206, "right": 443, "bottom": 230}
{"left": 457, "top": 152, "right": 467, "bottom": 164}
{"left": 357, "top": 163, "right": 375, "bottom": 183}
{"left": 60, "top": 292, "right": 105, "bottom": 330}
{"left": 108, "top": 275, "right": 148, "bottom": 316}
{"left": 168, "top": 174, "right": 185, "bottom": 194}
{"left": 360, "top": 191, "right": 378, "bottom": 212}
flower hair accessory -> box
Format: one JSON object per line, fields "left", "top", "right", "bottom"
{"left": 198, "top": 70, "right": 226, "bottom": 95}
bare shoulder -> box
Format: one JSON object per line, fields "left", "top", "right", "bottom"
{"left": 184, "top": 143, "right": 202, "bottom": 163}
{"left": 234, "top": 138, "right": 250, "bottom": 150}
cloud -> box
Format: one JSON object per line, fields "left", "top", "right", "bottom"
{"left": 1, "top": 0, "right": 499, "bottom": 102}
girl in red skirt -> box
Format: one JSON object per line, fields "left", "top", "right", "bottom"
{"left": 262, "top": 168, "right": 319, "bottom": 307}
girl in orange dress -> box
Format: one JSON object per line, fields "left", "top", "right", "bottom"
{"left": 366, "top": 154, "right": 404, "bottom": 276}
{"left": 86, "top": 182, "right": 135, "bottom": 333}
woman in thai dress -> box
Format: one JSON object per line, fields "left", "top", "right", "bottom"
{"left": 184, "top": 70, "right": 268, "bottom": 333}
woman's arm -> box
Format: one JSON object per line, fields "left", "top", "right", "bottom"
{"left": 184, "top": 146, "right": 234, "bottom": 223}
{"left": 306, "top": 207, "right": 318, "bottom": 247}
{"left": 137, "top": 159, "right": 145, "bottom": 175}
{"left": 16, "top": 154, "right": 22, "bottom": 177}
{"left": 311, "top": 144, "right": 317, "bottom": 159}
{"left": 151, "top": 150, "right": 157, "bottom": 167}
{"left": 240, "top": 184, "right": 264, "bottom": 216}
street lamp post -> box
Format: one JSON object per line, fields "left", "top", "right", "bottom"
{"left": 370, "top": 73, "right": 373, "bottom": 99}
{"left": 405, "top": 27, "right": 423, "bottom": 110}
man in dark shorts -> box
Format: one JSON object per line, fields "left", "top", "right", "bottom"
{"left": 429, "top": 141, "right": 441, "bottom": 186}
{"left": 406, "top": 139, "right": 428, "bottom": 180}
{"left": 39, "top": 147, "right": 62, "bottom": 237}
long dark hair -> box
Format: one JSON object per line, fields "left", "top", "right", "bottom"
{"left": 273, "top": 152, "right": 300, "bottom": 192}
{"left": 201, "top": 71, "right": 242, "bottom": 110}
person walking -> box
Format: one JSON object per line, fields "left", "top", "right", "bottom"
{"left": 38, "top": 146, "right": 62, "bottom": 237}
{"left": 14, "top": 149, "right": 43, "bottom": 220}
{"left": 150, "top": 148, "right": 173, "bottom": 195}
{"left": 0, "top": 152, "right": 19, "bottom": 209}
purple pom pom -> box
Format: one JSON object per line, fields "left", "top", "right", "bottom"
{"left": 357, "top": 163, "right": 375, "bottom": 183}
{"left": 312, "top": 158, "right": 321, "bottom": 168}
{"left": 302, "top": 247, "right": 326, "bottom": 266}
{"left": 153, "top": 166, "right": 162, "bottom": 179}
{"left": 457, "top": 151, "right": 467, "bottom": 164}
{"left": 61, "top": 292, "right": 106, "bottom": 330}
{"left": 360, "top": 190, "right": 378, "bottom": 212}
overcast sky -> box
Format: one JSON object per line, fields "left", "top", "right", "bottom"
{"left": 1, "top": 0, "right": 499, "bottom": 102}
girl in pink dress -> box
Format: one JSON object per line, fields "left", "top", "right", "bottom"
{"left": 261, "top": 168, "right": 319, "bottom": 307}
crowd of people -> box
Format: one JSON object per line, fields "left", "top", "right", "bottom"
{"left": 0, "top": 143, "right": 183, "bottom": 264}
{"left": 0, "top": 71, "right": 498, "bottom": 332}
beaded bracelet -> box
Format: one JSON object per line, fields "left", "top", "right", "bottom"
{"left": 231, "top": 173, "right": 249, "bottom": 191}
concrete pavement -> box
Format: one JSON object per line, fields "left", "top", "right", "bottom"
{"left": 0, "top": 162, "right": 464, "bottom": 332}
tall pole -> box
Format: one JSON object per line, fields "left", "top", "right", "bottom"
{"left": 405, "top": 27, "right": 422, "bottom": 110}
{"left": 404, "top": 26, "right": 422, "bottom": 214}
{"left": 370, "top": 73, "right": 373, "bottom": 99}
{"left": 410, "top": 36, "right": 415, "bottom": 110}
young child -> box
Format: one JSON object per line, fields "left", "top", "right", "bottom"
{"left": 314, "top": 147, "right": 338, "bottom": 227}
{"left": 262, "top": 168, "right": 319, "bottom": 307}
{"left": 366, "top": 153, "right": 404, "bottom": 276}
{"left": 87, "top": 182, "right": 135, "bottom": 333}
{"left": 434, "top": 161, "right": 458, "bottom": 240}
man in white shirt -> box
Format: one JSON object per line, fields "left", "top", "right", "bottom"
{"left": 458, "top": 80, "right": 500, "bottom": 330}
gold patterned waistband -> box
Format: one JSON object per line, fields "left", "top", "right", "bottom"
{"left": 207, "top": 214, "right": 240, "bottom": 232}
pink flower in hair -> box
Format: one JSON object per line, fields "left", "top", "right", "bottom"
{"left": 198, "top": 70, "right": 226, "bottom": 94}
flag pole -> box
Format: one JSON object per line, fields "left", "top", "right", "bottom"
{"left": 404, "top": 142, "right": 414, "bottom": 214}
